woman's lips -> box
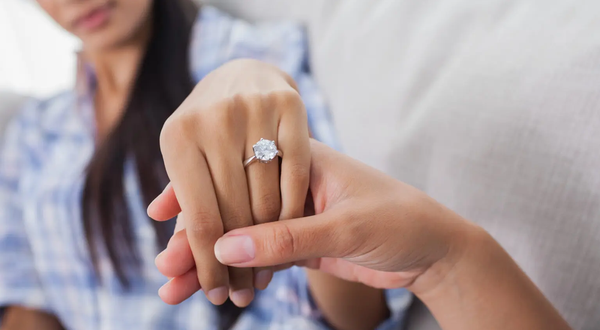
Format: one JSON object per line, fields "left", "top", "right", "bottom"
{"left": 75, "top": 4, "right": 112, "bottom": 32}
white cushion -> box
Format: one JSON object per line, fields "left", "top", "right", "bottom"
{"left": 204, "top": 2, "right": 600, "bottom": 330}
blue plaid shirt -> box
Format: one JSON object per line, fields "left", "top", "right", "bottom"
{"left": 0, "top": 6, "right": 411, "bottom": 330}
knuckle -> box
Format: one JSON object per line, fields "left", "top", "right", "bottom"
{"left": 203, "top": 98, "right": 237, "bottom": 126}
{"left": 286, "top": 162, "right": 310, "bottom": 184}
{"left": 265, "top": 223, "right": 297, "bottom": 260}
{"left": 199, "top": 267, "right": 228, "bottom": 289}
{"left": 235, "top": 92, "right": 262, "bottom": 106}
{"left": 195, "top": 99, "right": 240, "bottom": 146}
{"left": 271, "top": 89, "right": 304, "bottom": 115}
{"left": 160, "top": 113, "right": 197, "bottom": 150}
{"left": 186, "top": 211, "right": 223, "bottom": 239}
{"left": 334, "top": 210, "right": 365, "bottom": 256}
{"left": 253, "top": 193, "right": 281, "bottom": 223}
{"left": 222, "top": 212, "right": 251, "bottom": 232}
{"left": 160, "top": 117, "right": 182, "bottom": 149}
{"left": 238, "top": 93, "right": 274, "bottom": 118}
{"left": 228, "top": 267, "right": 253, "bottom": 288}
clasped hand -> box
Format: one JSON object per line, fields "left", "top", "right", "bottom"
{"left": 148, "top": 59, "right": 473, "bottom": 308}
{"left": 147, "top": 59, "right": 572, "bottom": 330}
{"left": 148, "top": 58, "right": 312, "bottom": 307}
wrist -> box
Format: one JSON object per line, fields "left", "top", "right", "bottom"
{"left": 407, "top": 217, "right": 489, "bottom": 299}
{"left": 406, "top": 217, "right": 571, "bottom": 330}
{"left": 305, "top": 269, "right": 389, "bottom": 330}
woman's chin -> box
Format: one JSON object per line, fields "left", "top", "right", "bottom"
{"left": 79, "top": 32, "right": 137, "bottom": 54}
{"left": 78, "top": 20, "right": 150, "bottom": 54}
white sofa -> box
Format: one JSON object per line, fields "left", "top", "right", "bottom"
{"left": 201, "top": 3, "right": 600, "bottom": 330}
{"left": 4, "top": 1, "right": 600, "bottom": 329}
{"left": 199, "top": 2, "right": 450, "bottom": 326}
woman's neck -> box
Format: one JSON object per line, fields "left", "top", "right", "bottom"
{"left": 88, "top": 45, "right": 144, "bottom": 96}
{"left": 84, "top": 22, "right": 151, "bottom": 140}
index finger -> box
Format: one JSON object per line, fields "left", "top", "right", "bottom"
{"left": 147, "top": 183, "right": 181, "bottom": 221}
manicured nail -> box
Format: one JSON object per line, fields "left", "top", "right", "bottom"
{"left": 254, "top": 270, "right": 273, "bottom": 290}
{"left": 230, "top": 289, "right": 254, "bottom": 307}
{"left": 207, "top": 286, "right": 229, "bottom": 305}
{"left": 214, "top": 236, "right": 255, "bottom": 264}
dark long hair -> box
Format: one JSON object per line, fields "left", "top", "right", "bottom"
{"left": 82, "top": 0, "right": 241, "bottom": 328}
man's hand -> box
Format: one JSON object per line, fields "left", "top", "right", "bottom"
{"left": 150, "top": 140, "right": 571, "bottom": 330}
{"left": 151, "top": 139, "right": 463, "bottom": 292}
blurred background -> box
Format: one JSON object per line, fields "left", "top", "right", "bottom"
{"left": 0, "top": 0, "right": 324, "bottom": 98}
{"left": 1, "top": 1, "right": 599, "bottom": 329}
{"left": 0, "top": 0, "right": 79, "bottom": 98}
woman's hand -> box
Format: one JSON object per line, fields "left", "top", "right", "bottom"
{"left": 150, "top": 59, "right": 311, "bottom": 307}
{"left": 153, "top": 140, "right": 571, "bottom": 330}
{"left": 154, "top": 139, "right": 456, "bottom": 294}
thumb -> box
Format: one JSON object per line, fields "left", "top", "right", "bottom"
{"left": 214, "top": 212, "right": 344, "bottom": 268}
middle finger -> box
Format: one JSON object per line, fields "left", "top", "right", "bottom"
{"left": 206, "top": 152, "right": 256, "bottom": 307}
{"left": 161, "top": 136, "right": 229, "bottom": 306}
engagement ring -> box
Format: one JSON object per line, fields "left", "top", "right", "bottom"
{"left": 244, "top": 138, "right": 283, "bottom": 167}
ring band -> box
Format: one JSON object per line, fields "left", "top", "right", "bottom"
{"left": 244, "top": 138, "right": 283, "bottom": 168}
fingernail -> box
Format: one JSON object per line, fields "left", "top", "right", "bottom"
{"left": 254, "top": 270, "right": 273, "bottom": 290}
{"left": 207, "top": 286, "right": 229, "bottom": 305}
{"left": 230, "top": 289, "right": 254, "bottom": 307}
{"left": 159, "top": 183, "right": 171, "bottom": 195}
{"left": 154, "top": 249, "right": 167, "bottom": 263}
{"left": 147, "top": 184, "right": 170, "bottom": 215}
{"left": 147, "top": 199, "right": 157, "bottom": 217}
{"left": 158, "top": 279, "right": 171, "bottom": 298}
{"left": 155, "top": 250, "right": 165, "bottom": 266}
{"left": 214, "top": 236, "right": 255, "bottom": 264}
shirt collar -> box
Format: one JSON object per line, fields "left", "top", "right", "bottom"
{"left": 74, "top": 52, "right": 97, "bottom": 136}
{"left": 75, "top": 52, "right": 97, "bottom": 98}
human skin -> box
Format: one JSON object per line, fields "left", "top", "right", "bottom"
{"left": 151, "top": 139, "right": 572, "bottom": 330}
{"left": 15, "top": 1, "right": 390, "bottom": 328}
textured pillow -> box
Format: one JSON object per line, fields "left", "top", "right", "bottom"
{"left": 203, "top": 2, "right": 444, "bottom": 329}
{"left": 202, "top": 2, "right": 600, "bottom": 330}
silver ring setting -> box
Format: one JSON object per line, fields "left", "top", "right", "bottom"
{"left": 244, "top": 138, "right": 283, "bottom": 168}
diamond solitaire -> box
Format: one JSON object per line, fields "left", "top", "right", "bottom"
{"left": 253, "top": 139, "right": 278, "bottom": 162}
{"left": 244, "top": 138, "right": 283, "bottom": 167}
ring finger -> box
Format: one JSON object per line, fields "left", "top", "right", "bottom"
{"left": 245, "top": 121, "right": 281, "bottom": 290}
